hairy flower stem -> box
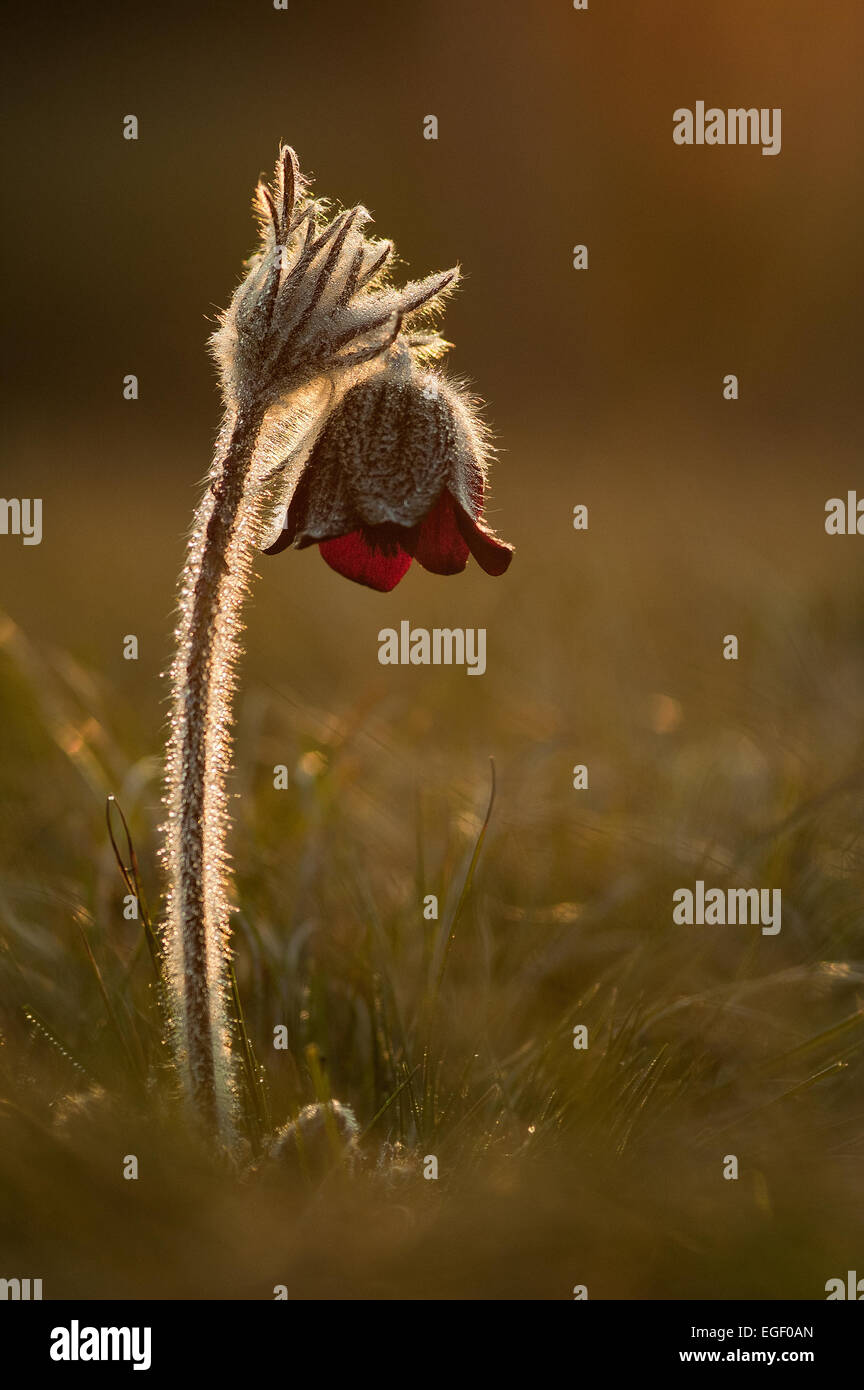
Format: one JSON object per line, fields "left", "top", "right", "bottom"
{"left": 162, "top": 143, "right": 471, "bottom": 1147}
{"left": 166, "top": 404, "right": 266, "bottom": 1143}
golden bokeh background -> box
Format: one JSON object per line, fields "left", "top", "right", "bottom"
{"left": 1, "top": 0, "right": 863, "bottom": 1299}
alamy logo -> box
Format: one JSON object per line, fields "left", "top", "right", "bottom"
{"left": 673, "top": 103, "right": 781, "bottom": 156}
{"left": 825, "top": 493, "right": 864, "bottom": 534}
{"left": 673, "top": 881, "right": 781, "bottom": 935}
{"left": 0, "top": 498, "right": 42, "bottom": 545}
{"left": 50, "top": 1321, "right": 151, "bottom": 1371}
{"left": 825, "top": 1270, "right": 864, "bottom": 1299}
{"left": 0, "top": 1277, "right": 42, "bottom": 1299}
{"left": 378, "top": 621, "right": 486, "bottom": 675}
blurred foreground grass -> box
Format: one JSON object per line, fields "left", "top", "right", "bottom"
{"left": 0, "top": 470, "right": 863, "bottom": 1300}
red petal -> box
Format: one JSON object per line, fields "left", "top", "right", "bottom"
{"left": 414, "top": 491, "right": 470, "bottom": 575}
{"left": 319, "top": 532, "right": 413, "bottom": 592}
{"left": 454, "top": 506, "right": 514, "bottom": 576}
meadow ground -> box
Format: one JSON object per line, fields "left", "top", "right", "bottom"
{"left": 0, "top": 433, "right": 862, "bottom": 1300}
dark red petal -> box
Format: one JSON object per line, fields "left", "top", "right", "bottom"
{"left": 454, "top": 505, "right": 514, "bottom": 576}
{"left": 413, "top": 491, "right": 470, "bottom": 575}
{"left": 319, "top": 532, "right": 413, "bottom": 592}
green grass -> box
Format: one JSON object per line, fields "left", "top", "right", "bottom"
{"left": 0, "top": 544, "right": 863, "bottom": 1300}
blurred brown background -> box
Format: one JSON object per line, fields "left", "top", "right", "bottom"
{"left": 1, "top": 0, "right": 862, "bottom": 762}
{"left": 1, "top": 2, "right": 864, "bottom": 1301}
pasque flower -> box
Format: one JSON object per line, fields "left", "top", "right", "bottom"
{"left": 263, "top": 347, "right": 513, "bottom": 591}
{"left": 163, "top": 145, "right": 512, "bottom": 1145}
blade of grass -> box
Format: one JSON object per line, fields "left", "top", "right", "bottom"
{"left": 429, "top": 757, "right": 496, "bottom": 1006}
{"left": 106, "top": 795, "right": 161, "bottom": 983}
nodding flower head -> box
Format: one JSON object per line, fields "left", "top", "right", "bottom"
{"left": 210, "top": 145, "right": 458, "bottom": 413}
{"left": 263, "top": 346, "right": 514, "bottom": 591}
